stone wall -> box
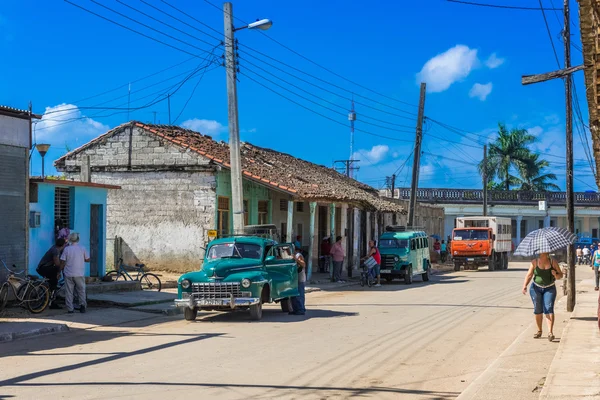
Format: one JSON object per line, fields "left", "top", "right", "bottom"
{"left": 62, "top": 126, "right": 217, "bottom": 273}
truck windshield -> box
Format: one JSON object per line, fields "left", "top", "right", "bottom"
{"left": 453, "top": 230, "right": 489, "bottom": 241}
{"left": 379, "top": 239, "right": 409, "bottom": 249}
{"left": 207, "top": 243, "right": 262, "bottom": 260}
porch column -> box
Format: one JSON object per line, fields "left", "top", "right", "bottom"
{"left": 516, "top": 215, "right": 523, "bottom": 246}
{"left": 366, "top": 211, "right": 372, "bottom": 249}
{"left": 308, "top": 202, "right": 317, "bottom": 281}
{"left": 374, "top": 211, "right": 380, "bottom": 242}
{"left": 287, "top": 200, "right": 293, "bottom": 243}
{"left": 341, "top": 204, "right": 348, "bottom": 275}
{"left": 353, "top": 207, "right": 360, "bottom": 272}
{"left": 330, "top": 203, "right": 336, "bottom": 280}
{"left": 544, "top": 214, "right": 551, "bottom": 228}
{"left": 583, "top": 216, "right": 591, "bottom": 233}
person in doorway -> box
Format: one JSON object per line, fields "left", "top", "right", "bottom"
{"left": 576, "top": 246, "right": 583, "bottom": 265}
{"left": 60, "top": 232, "right": 90, "bottom": 314}
{"left": 592, "top": 246, "right": 600, "bottom": 291}
{"left": 440, "top": 240, "right": 447, "bottom": 263}
{"left": 36, "top": 238, "right": 67, "bottom": 309}
{"left": 521, "top": 252, "right": 563, "bottom": 341}
{"left": 330, "top": 236, "right": 345, "bottom": 283}
{"left": 294, "top": 236, "right": 302, "bottom": 251}
{"left": 320, "top": 237, "right": 331, "bottom": 273}
{"left": 290, "top": 246, "right": 306, "bottom": 315}
{"left": 362, "top": 240, "right": 381, "bottom": 287}
{"left": 56, "top": 219, "right": 70, "bottom": 242}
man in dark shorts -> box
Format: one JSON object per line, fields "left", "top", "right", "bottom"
{"left": 37, "top": 238, "right": 67, "bottom": 309}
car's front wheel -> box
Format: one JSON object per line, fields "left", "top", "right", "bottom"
{"left": 250, "top": 301, "right": 263, "bottom": 320}
{"left": 405, "top": 266, "right": 413, "bottom": 285}
{"left": 184, "top": 307, "right": 198, "bottom": 321}
{"left": 280, "top": 297, "right": 292, "bottom": 313}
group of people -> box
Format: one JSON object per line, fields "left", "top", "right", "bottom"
{"left": 37, "top": 220, "right": 90, "bottom": 313}
{"left": 433, "top": 239, "right": 448, "bottom": 263}
{"left": 319, "top": 236, "right": 346, "bottom": 283}
{"left": 576, "top": 244, "right": 600, "bottom": 291}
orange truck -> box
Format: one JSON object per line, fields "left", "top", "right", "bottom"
{"left": 450, "top": 216, "right": 512, "bottom": 271}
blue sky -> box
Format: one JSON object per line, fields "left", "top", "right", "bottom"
{"left": 0, "top": 0, "right": 596, "bottom": 191}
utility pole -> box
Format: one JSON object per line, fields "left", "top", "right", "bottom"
{"left": 224, "top": 2, "right": 245, "bottom": 233}
{"left": 348, "top": 98, "right": 357, "bottom": 178}
{"left": 333, "top": 160, "right": 359, "bottom": 177}
{"left": 408, "top": 82, "right": 426, "bottom": 227}
{"left": 391, "top": 174, "right": 396, "bottom": 199}
{"left": 152, "top": 111, "right": 157, "bottom": 124}
{"left": 483, "top": 144, "right": 488, "bottom": 216}
{"left": 564, "top": 0, "right": 576, "bottom": 312}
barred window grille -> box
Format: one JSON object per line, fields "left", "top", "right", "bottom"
{"left": 296, "top": 202, "right": 304, "bottom": 212}
{"left": 279, "top": 199, "right": 288, "bottom": 211}
{"left": 258, "top": 200, "right": 268, "bottom": 224}
{"left": 55, "top": 187, "right": 72, "bottom": 228}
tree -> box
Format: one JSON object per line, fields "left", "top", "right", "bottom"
{"left": 515, "top": 154, "right": 561, "bottom": 191}
{"left": 479, "top": 123, "right": 537, "bottom": 191}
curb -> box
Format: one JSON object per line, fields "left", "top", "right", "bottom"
{"left": 0, "top": 324, "right": 70, "bottom": 343}
{"left": 306, "top": 281, "right": 360, "bottom": 293}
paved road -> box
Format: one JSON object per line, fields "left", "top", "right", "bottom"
{"left": 0, "top": 262, "right": 559, "bottom": 400}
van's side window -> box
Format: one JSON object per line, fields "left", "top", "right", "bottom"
{"left": 411, "top": 240, "right": 416, "bottom": 250}
{"left": 425, "top": 238, "right": 429, "bottom": 248}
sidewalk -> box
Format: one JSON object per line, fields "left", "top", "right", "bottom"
{"left": 539, "top": 267, "right": 600, "bottom": 399}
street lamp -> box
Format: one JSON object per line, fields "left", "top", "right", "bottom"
{"left": 224, "top": 2, "right": 272, "bottom": 234}
{"left": 36, "top": 143, "right": 51, "bottom": 179}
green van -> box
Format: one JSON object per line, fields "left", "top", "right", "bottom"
{"left": 377, "top": 226, "right": 431, "bottom": 284}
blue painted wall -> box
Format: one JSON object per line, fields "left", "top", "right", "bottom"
{"left": 28, "top": 183, "right": 109, "bottom": 277}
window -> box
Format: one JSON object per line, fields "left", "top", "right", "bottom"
{"left": 296, "top": 202, "right": 304, "bottom": 212}
{"left": 280, "top": 199, "right": 288, "bottom": 211}
{"left": 380, "top": 239, "right": 409, "bottom": 249}
{"left": 538, "top": 220, "right": 544, "bottom": 229}
{"left": 243, "top": 200, "right": 249, "bottom": 225}
{"left": 217, "top": 196, "right": 230, "bottom": 235}
{"left": 55, "top": 187, "right": 72, "bottom": 229}
{"left": 258, "top": 201, "right": 269, "bottom": 224}
{"left": 453, "top": 229, "right": 489, "bottom": 241}
{"left": 425, "top": 238, "right": 429, "bottom": 248}
{"left": 207, "top": 243, "right": 262, "bottom": 261}
{"left": 411, "top": 240, "right": 416, "bottom": 250}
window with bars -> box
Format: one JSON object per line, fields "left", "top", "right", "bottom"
{"left": 258, "top": 200, "right": 269, "bottom": 224}
{"left": 279, "top": 199, "right": 288, "bottom": 211}
{"left": 55, "top": 187, "right": 72, "bottom": 229}
{"left": 243, "top": 200, "right": 249, "bottom": 226}
{"left": 217, "top": 196, "right": 230, "bottom": 235}
{"left": 296, "top": 202, "right": 304, "bottom": 212}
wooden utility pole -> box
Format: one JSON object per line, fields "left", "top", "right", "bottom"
{"left": 520, "top": 0, "right": 577, "bottom": 312}
{"left": 390, "top": 174, "right": 396, "bottom": 199}
{"left": 483, "top": 144, "right": 488, "bottom": 216}
{"left": 564, "top": 0, "right": 576, "bottom": 312}
{"left": 408, "top": 82, "right": 426, "bottom": 227}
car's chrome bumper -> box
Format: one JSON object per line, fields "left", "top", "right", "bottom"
{"left": 174, "top": 295, "right": 260, "bottom": 309}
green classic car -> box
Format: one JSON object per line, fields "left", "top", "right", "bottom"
{"left": 174, "top": 236, "right": 299, "bottom": 321}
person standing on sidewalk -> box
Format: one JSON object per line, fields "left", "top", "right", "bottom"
{"left": 521, "top": 252, "right": 563, "bottom": 341}
{"left": 290, "top": 246, "right": 306, "bottom": 315}
{"left": 592, "top": 247, "right": 600, "bottom": 291}
{"left": 330, "top": 236, "right": 345, "bottom": 283}
{"left": 60, "top": 232, "right": 90, "bottom": 314}
{"left": 440, "top": 240, "right": 448, "bottom": 263}
{"left": 36, "top": 238, "right": 67, "bottom": 309}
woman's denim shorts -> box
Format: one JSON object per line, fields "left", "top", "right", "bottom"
{"left": 529, "top": 283, "right": 557, "bottom": 315}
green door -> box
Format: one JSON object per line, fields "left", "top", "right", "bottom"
{"left": 265, "top": 244, "right": 298, "bottom": 299}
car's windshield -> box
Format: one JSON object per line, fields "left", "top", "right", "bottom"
{"left": 379, "top": 239, "right": 409, "bottom": 249}
{"left": 453, "top": 229, "right": 489, "bottom": 241}
{"left": 207, "top": 243, "right": 262, "bottom": 260}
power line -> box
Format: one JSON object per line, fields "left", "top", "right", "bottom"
{"left": 172, "top": 63, "right": 219, "bottom": 124}
{"left": 538, "top": 0, "right": 561, "bottom": 68}
{"left": 447, "top": 0, "right": 561, "bottom": 10}
{"left": 160, "top": 0, "right": 224, "bottom": 39}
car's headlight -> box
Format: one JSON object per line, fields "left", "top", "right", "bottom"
{"left": 241, "top": 278, "right": 251, "bottom": 288}
{"left": 394, "top": 256, "right": 399, "bottom": 262}
{"left": 181, "top": 279, "right": 191, "bottom": 289}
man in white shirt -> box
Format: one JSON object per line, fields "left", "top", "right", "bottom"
{"left": 583, "top": 246, "right": 591, "bottom": 265}
{"left": 60, "top": 232, "right": 90, "bottom": 313}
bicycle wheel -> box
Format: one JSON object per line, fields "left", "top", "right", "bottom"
{"left": 140, "top": 273, "right": 161, "bottom": 291}
{"left": 104, "top": 270, "right": 125, "bottom": 282}
{"left": 0, "top": 284, "right": 8, "bottom": 312}
{"left": 27, "top": 284, "right": 49, "bottom": 313}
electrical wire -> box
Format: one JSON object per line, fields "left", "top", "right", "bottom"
{"left": 538, "top": 0, "right": 561, "bottom": 68}
{"left": 172, "top": 58, "right": 220, "bottom": 124}
{"left": 447, "top": 0, "right": 561, "bottom": 10}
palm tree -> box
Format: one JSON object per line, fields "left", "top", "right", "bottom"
{"left": 479, "top": 124, "right": 536, "bottom": 191}
{"left": 515, "top": 154, "right": 561, "bottom": 191}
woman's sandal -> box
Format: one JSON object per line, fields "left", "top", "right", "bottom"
{"left": 548, "top": 333, "right": 555, "bottom": 342}
{"left": 534, "top": 331, "right": 542, "bottom": 339}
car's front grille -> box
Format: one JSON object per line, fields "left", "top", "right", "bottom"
{"left": 192, "top": 282, "right": 242, "bottom": 299}
{"left": 381, "top": 255, "right": 396, "bottom": 268}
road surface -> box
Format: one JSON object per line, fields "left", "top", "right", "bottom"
{"left": 0, "top": 262, "right": 560, "bottom": 399}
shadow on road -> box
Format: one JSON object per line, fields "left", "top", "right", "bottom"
{"left": 571, "top": 316, "right": 598, "bottom": 322}
{"left": 313, "top": 302, "right": 530, "bottom": 310}
{"left": 196, "top": 308, "right": 358, "bottom": 323}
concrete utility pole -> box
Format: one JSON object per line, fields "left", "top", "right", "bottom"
{"left": 333, "top": 160, "right": 359, "bottom": 177}
{"left": 483, "top": 144, "right": 488, "bottom": 216}
{"left": 224, "top": 2, "right": 245, "bottom": 233}
{"left": 391, "top": 174, "right": 396, "bottom": 199}
{"left": 408, "top": 82, "right": 426, "bottom": 227}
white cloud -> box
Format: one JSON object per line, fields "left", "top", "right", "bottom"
{"left": 485, "top": 53, "right": 505, "bottom": 69}
{"left": 469, "top": 82, "right": 493, "bottom": 101}
{"left": 416, "top": 45, "right": 479, "bottom": 93}
{"left": 35, "top": 103, "right": 109, "bottom": 144}
{"left": 353, "top": 144, "right": 389, "bottom": 165}
{"left": 180, "top": 118, "right": 227, "bottom": 136}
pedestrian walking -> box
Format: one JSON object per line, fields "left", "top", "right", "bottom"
{"left": 440, "top": 240, "right": 447, "bottom": 263}
{"left": 290, "top": 246, "right": 306, "bottom": 315}
{"left": 583, "top": 245, "right": 591, "bottom": 265}
{"left": 60, "top": 232, "right": 90, "bottom": 314}
{"left": 330, "top": 236, "right": 345, "bottom": 283}
{"left": 592, "top": 246, "right": 600, "bottom": 291}
{"left": 576, "top": 246, "right": 583, "bottom": 265}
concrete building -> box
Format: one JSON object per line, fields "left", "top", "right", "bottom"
{"left": 54, "top": 122, "right": 442, "bottom": 276}
{"left": 0, "top": 105, "right": 40, "bottom": 274}
{"left": 28, "top": 178, "right": 120, "bottom": 277}
{"left": 393, "top": 187, "right": 600, "bottom": 245}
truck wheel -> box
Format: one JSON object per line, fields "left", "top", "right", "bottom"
{"left": 454, "top": 262, "right": 461, "bottom": 272}
{"left": 184, "top": 307, "right": 198, "bottom": 321}
{"left": 488, "top": 255, "right": 495, "bottom": 271}
{"left": 405, "top": 266, "right": 413, "bottom": 285}
{"left": 280, "top": 297, "right": 292, "bottom": 313}
{"left": 249, "top": 301, "right": 263, "bottom": 321}
{"left": 422, "top": 262, "right": 430, "bottom": 282}
{"left": 504, "top": 255, "right": 509, "bottom": 269}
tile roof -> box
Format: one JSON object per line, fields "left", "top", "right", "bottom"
{"left": 55, "top": 121, "right": 404, "bottom": 213}
{"left": 0, "top": 105, "right": 42, "bottom": 119}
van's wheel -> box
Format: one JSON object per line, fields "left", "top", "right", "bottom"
{"left": 454, "top": 262, "right": 461, "bottom": 272}
{"left": 422, "top": 263, "right": 430, "bottom": 282}
{"left": 405, "top": 266, "right": 413, "bottom": 285}
{"left": 250, "top": 301, "right": 263, "bottom": 320}
{"left": 280, "top": 297, "right": 292, "bottom": 313}
{"left": 184, "top": 307, "right": 198, "bottom": 321}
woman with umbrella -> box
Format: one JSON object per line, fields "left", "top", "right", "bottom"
{"left": 516, "top": 227, "right": 574, "bottom": 342}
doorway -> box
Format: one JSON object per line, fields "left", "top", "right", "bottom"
{"left": 89, "top": 204, "right": 104, "bottom": 277}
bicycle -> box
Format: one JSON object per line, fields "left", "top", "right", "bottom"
{"left": 104, "top": 258, "right": 161, "bottom": 291}
{"left": 46, "top": 274, "right": 87, "bottom": 309}
{"left": 0, "top": 259, "right": 49, "bottom": 313}
{"left": 360, "top": 263, "right": 376, "bottom": 287}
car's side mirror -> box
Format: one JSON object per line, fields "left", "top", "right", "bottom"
{"left": 265, "top": 256, "right": 275, "bottom": 263}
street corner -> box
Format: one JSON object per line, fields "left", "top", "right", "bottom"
{"left": 0, "top": 321, "right": 69, "bottom": 343}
